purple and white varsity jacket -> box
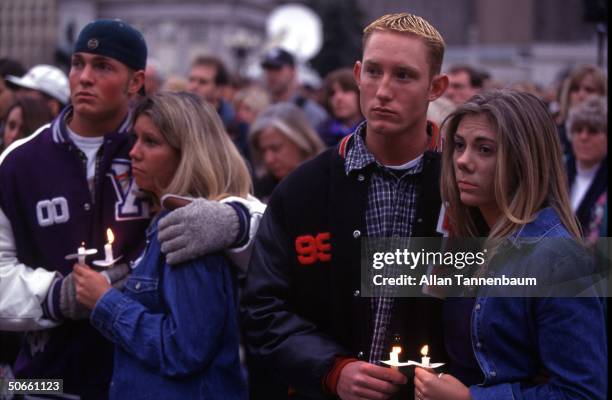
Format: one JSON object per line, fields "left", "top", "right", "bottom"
{"left": 0, "top": 106, "right": 150, "bottom": 392}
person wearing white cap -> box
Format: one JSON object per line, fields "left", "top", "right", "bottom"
{"left": 5, "top": 64, "right": 69, "bottom": 117}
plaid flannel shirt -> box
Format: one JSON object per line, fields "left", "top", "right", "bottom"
{"left": 344, "top": 122, "right": 425, "bottom": 364}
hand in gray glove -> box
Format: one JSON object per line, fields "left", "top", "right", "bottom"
{"left": 59, "top": 263, "right": 131, "bottom": 320}
{"left": 158, "top": 198, "right": 239, "bottom": 265}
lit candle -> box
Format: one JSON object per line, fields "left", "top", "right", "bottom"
{"left": 104, "top": 229, "right": 115, "bottom": 262}
{"left": 389, "top": 346, "right": 402, "bottom": 368}
{"left": 77, "top": 242, "right": 86, "bottom": 264}
{"left": 420, "top": 345, "right": 430, "bottom": 367}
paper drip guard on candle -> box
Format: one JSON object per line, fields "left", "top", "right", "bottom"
{"left": 92, "top": 228, "right": 123, "bottom": 267}
{"left": 65, "top": 244, "right": 98, "bottom": 264}
{"left": 380, "top": 359, "right": 444, "bottom": 369}
{"left": 92, "top": 255, "right": 123, "bottom": 268}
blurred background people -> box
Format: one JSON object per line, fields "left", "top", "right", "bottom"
{"left": 556, "top": 64, "right": 607, "bottom": 159}
{"left": 162, "top": 74, "right": 188, "bottom": 92}
{"left": 187, "top": 55, "right": 235, "bottom": 128}
{"left": 229, "top": 85, "right": 271, "bottom": 166}
{"left": 427, "top": 96, "right": 457, "bottom": 128}
{"left": 4, "top": 64, "right": 69, "bottom": 117}
{"left": 248, "top": 102, "right": 324, "bottom": 202}
{"left": 260, "top": 47, "right": 328, "bottom": 130}
{"left": 1, "top": 97, "right": 54, "bottom": 151}
{"left": 318, "top": 67, "right": 364, "bottom": 147}
{"left": 444, "top": 64, "right": 487, "bottom": 106}
{"left": 144, "top": 58, "right": 165, "bottom": 95}
{"left": 0, "top": 58, "right": 26, "bottom": 139}
{"left": 565, "top": 95, "right": 607, "bottom": 244}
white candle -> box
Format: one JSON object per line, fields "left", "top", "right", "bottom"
{"left": 77, "top": 242, "right": 86, "bottom": 264}
{"left": 420, "top": 345, "right": 430, "bottom": 367}
{"left": 104, "top": 228, "right": 115, "bottom": 262}
{"left": 389, "top": 346, "right": 401, "bottom": 368}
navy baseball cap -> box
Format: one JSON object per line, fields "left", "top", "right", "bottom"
{"left": 74, "top": 19, "right": 147, "bottom": 72}
{"left": 261, "top": 48, "right": 295, "bottom": 69}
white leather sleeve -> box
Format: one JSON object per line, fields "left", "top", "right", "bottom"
{"left": 221, "top": 195, "right": 266, "bottom": 273}
{"left": 0, "top": 206, "right": 60, "bottom": 331}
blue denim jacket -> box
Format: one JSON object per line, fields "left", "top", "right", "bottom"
{"left": 468, "top": 208, "right": 607, "bottom": 400}
{"left": 91, "top": 212, "right": 247, "bottom": 399}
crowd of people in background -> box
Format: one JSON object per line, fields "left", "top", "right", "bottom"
{"left": 0, "top": 11, "right": 607, "bottom": 400}
{"left": 1, "top": 43, "right": 606, "bottom": 206}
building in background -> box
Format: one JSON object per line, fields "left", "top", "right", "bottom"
{"left": 0, "top": 0, "right": 58, "bottom": 68}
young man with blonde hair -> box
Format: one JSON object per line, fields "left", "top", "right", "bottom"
{"left": 242, "top": 13, "right": 449, "bottom": 399}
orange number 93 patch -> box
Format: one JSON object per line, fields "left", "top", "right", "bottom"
{"left": 295, "top": 232, "right": 332, "bottom": 265}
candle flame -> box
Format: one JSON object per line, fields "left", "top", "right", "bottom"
{"left": 106, "top": 228, "right": 115, "bottom": 244}
{"left": 81, "top": 241, "right": 85, "bottom": 246}
{"left": 420, "top": 345, "right": 429, "bottom": 356}
{"left": 392, "top": 346, "right": 402, "bottom": 354}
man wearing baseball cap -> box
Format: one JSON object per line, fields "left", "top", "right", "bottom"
{"left": 0, "top": 18, "right": 261, "bottom": 398}
{"left": 261, "top": 47, "right": 328, "bottom": 130}
{"left": 5, "top": 64, "right": 70, "bottom": 117}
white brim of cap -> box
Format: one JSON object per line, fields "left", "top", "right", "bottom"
{"left": 4, "top": 74, "right": 68, "bottom": 104}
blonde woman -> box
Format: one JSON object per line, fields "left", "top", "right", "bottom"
{"left": 555, "top": 64, "right": 607, "bottom": 158}
{"left": 414, "top": 90, "right": 606, "bottom": 400}
{"left": 73, "top": 92, "right": 249, "bottom": 399}
{"left": 249, "top": 102, "right": 325, "bottom": 202}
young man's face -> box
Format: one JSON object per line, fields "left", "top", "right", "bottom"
{"left": 264, "top": 65, "right": 295, "bottom": 98}
{"left": 187, "top": 64, "right": 219, "bottom": 104}
{"left": 445, "top": 70, "right": 478, "bottom": 105}
{"left": 69, "top": 53, "right": 138, "bottom": 120}
{"left": 354, "top": 31, "right": 445, "bottom": 138}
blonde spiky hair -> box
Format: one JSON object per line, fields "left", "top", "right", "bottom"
{"left": 363, "top": 13, "right": 445, "bottom": 76}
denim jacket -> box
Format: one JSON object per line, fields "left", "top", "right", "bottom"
{"left": 468, "top": 208, "right": 607, "bottom": 400}
{"left": 91, "top": 212, "right": 247, "bottom": 399}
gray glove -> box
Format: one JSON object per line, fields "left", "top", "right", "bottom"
{"left": 59, "top": 263, "right": 131, "bottom": 320}
{"left": 158, "top": 198, "right": 239, "bottom": 265}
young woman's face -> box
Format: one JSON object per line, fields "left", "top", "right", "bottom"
{"left": 129, "top": 115, "right": 180, "bottom": 198}
{"left": 257, "top": 126, "right": 304, "bottom": 180}
{"left": 3, "top": 105, "right": 23, "bottom": 147}
{"left": 453, "top": 113, "right": 499, "bottom": 224}
{"left": 329, "top": 82, "right": 360, "bottom": 123}
{"left": 569, "top": 73, "right": 600, "bottom": 107}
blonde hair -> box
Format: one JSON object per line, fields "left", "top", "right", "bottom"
{"left": 234, "top": 86, "right": 271, "bottom": 117}
{"left": 161, "top": 75, "right": 188, "bottom": 92}
{"left": 557, "top": 64, "right": 607, "bottom": 124}
{"left": 440, "top": 89, "right": 581, "bottom": 241}
{"left": 363, "top": 13, "right": 445, "bottom": 76}
{"left": 133, "top": 92, "right": 251, "bottom": 200}
{"left": 248, "top": 102, "right": 325, "bottom": 177}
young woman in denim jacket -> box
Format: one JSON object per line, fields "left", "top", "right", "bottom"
{"left": 414, "top": 90, "right": 607, "bottom": 400}
{"left": 73, "top": 92, "right": 250, "bottom": 399}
